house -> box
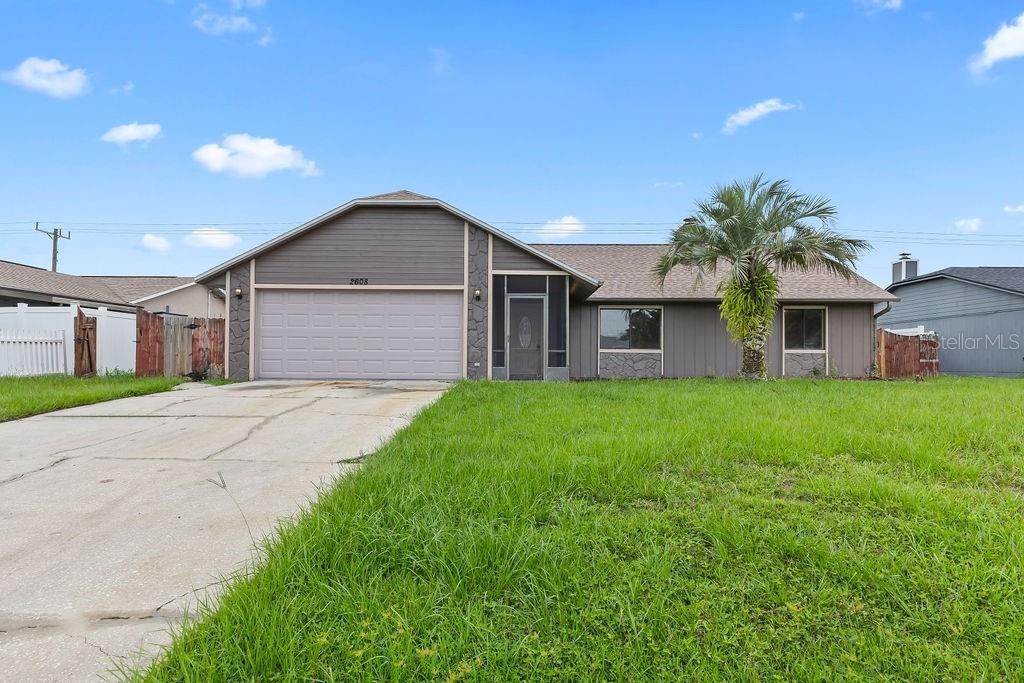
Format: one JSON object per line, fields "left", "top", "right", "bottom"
{"left": 878, "top": 254, "right": 1024, "bottom": 377}
{"left": 198, "top": 191, "right": 896, "bottom": 381}
{"left": 0, "top": 260, "right": 225, "bottom": 317}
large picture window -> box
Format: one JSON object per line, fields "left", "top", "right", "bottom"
{"left": 599, "top": 308, "right": 661, "bottom": 350}
{"left": 784, "top": 308, "right": 826, "bottom": 351}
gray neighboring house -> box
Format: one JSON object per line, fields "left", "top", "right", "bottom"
{"left": 878, "top": 255, "right": 1024, "bottom": 377}
{"left": 197, "top": 190, "right": 896, "bottom": 382}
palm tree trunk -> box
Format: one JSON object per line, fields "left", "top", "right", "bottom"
{"left": 740, "top": 320, "right": 771, "bottom": 379}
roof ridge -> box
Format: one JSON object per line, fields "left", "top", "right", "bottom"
{"left": 358, "top": 189, "right": 435, "bottom": 201}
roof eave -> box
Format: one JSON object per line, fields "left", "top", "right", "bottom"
{"left": 887, "top": 272, "right": 1024, "bottom": 298}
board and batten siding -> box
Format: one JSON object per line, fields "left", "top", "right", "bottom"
{"left": 254, "top": 206, "right": 466, "bottom": 285}
{"left": 825, "top": 303, "right": 874, "bottom": 378}
{"left": 491, "top": 239, "right": 554, "bottom": 271}
{"left": 569, "top": 302, "right": 873, "bottom": 379}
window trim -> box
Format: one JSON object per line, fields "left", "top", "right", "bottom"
{"left": 596, "top": 305, "right": 665, "bottom": 376}
{"left": 782, "top": 305, "right": 829, "bottom": 377}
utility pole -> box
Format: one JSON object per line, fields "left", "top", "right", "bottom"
{"left": 35, "top": 223, "right": 71, "bottom": 272}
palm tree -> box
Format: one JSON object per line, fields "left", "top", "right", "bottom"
{"left": 655, "top": 176, "right": 868, "bottom": 379}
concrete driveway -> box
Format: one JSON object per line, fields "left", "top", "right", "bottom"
{"left": 0, "top": 379, "right": 447, "bottom": 681}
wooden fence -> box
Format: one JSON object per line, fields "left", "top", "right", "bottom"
{"left": 136, "top": 310, "right": 225, "bottom": 378}
{"left": 876, "top": 328, "right": 939, "bottom": 379}
{"left": 74, "top": 309, "right": 97, "bottom": 377}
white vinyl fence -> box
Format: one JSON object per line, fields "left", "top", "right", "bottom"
{"left": 0, "top": 303, "right": 137, "bottom": 376}
{"left": 0, "top": 329, "right": 67, "bottom": 376}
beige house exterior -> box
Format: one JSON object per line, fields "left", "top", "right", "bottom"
{"left": 131, "top": 282, "right": 225, "bottom": 318}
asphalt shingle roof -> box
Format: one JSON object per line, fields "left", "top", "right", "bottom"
{"left": 0, "top": 260, "right": 192, "bottom": 306}
{"left": 81, "top": 275, "right": 193, "bottom": 302}
{"left": 533, "top": 244, "right": 896, "bottom": 302}
{"left": 358, "top": 190, "right": 435, "bottom": 201}
{"left": 890, "top": 267, "right": 1024, "bottom": 296}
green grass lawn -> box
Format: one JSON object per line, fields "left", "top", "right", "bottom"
{"left": 0, "top": 373, "right": 182, "bottom": 421}
{"left": 143, "top": 377, "right": 1024, "bottom": 680}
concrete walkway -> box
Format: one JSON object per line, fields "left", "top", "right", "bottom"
{"left": 0, "top": 380, "right": 447, "bottom": 681}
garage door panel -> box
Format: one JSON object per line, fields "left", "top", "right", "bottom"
{"left": 257, "top": 289, "right": 463, "bottom": 379}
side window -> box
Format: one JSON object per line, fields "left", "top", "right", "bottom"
{"left": 784, "top": 308, "right": 825, "bottom": 350}
{"left": 600, "top": 308, "right": 662, "bottom": 350}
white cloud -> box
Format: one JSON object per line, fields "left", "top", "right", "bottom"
{"left": 2, "top": 57, "right": 89, "bottom": 98}
{"left": 257, "top": 27, "right": 274, "bottom": 47}
{"left": 193, "top": 5, "right": 256, "bottom": 35}
{"left": 192, "top": 134, "right": 320, "bottom": 178}
{"left": 654, "top": 181, "right": 685, "bottom": 189}
{"left": 859, "top": 0, "right": 901, "bottom": 11}
{"left": 691, "top": 132, "right": 703, "bottom": 140}
{"left": 230, "top": 0, "right": 266, "bottom": 7}
{"left": 969, "top": 12, "right": 1024, "bottom": 76}
{"left": 140, "top": 234, "right": 172, "bottom": 253}
{"left": 538, "top": 216, "right": 586, "bottom": 240}
{"left": 101, "top": 122, "right": 161, "bottom": 146}
{"left": 109, "top": 80, "right": 134, "bottom": 95}
{"left": 184, "top": 228, "right": 242, "bottom": 249}
{"left": 1004, "top": 204, "right": 1024, "bottom": 214}
{"left": 430, "top": 47, "right": 451, "bottom": 75}
{"left": 792, "top": 11, "right": 806, "bottom": 22}
{"left": 953, "top": 217, "right": 982, "bottom": 234}
{"left": 721, "top": 98, "right": 797, "bottom": 134}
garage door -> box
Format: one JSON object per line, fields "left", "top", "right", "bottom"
{"left": 256, "top": 289, "right": 462, "bottom": 379}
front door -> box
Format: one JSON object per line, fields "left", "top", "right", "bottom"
{"left": 507, "top": 297, "right": 545, "bottom": 380}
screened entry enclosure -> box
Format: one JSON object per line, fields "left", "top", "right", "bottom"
{"left": 491, "top": 274, "right": 568, "bottom": 380}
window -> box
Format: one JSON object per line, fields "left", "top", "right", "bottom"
{"left": 599, "top": 308, "right": 661, "bottom": 350}
{"left": 784, "top": 308, "right": 825, "bottom": 351}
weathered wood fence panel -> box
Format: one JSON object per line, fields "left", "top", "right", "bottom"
{"left": 877, "top": 328, "right": 939, "bottom": 379}
{"left": 0, "top": 330, "right": 66, "bottom": 376}
{"left": 74, "top": 309, "right": 97, "bottom": 377}
{"left": 190, "top": 317, "right": 225, "bottom": 378}
{"left": 135, "top": 309, "right": 165, "bottom": 377}
{"left": 163, "top": 316, "right": 193, "bottom": 377}
{"left": 136, "top": 311, "right": 224, "bottom": 378}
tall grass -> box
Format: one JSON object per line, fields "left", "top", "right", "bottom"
{"left": 143, "top": 377, "right": 1024, "bottom": 680}
{"left": 0, "top": 373, "right": 182, "bottom": 421}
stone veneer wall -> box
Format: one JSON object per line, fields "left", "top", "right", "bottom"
{"left": 783, "top": 352, "right": 827, "bottom": 377}
{"left": 466, "top": 225, "right": 489, "bottom": 379}
{"left": 599, "top": 352, "right": 662, "bottom": 378}
{"left": 228, "top": 263, "right": 251, "bottom": 381}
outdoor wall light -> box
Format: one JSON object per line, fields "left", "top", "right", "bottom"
{"left": 474, "top": 288, "right": 481, "bottom": 300}
{"left": 234, "top": 287, "right": 243, "bottom": 299}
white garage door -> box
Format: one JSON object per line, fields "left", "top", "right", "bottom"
{"left": 256, "top": 289, "right": 463, "bottom": 380}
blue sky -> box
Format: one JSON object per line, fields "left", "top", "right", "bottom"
{"left": 2, "top": 0, "right": 1023, "bottom": 287}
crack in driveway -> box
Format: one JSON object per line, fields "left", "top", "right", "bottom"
{"left": 202, "top": 397, "right": 325, "bottom": 460}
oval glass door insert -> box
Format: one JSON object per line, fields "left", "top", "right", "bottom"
{"left": 518, "top": 316, "right": 532, "bottom": 348}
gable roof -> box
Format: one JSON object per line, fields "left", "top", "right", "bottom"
{"left": 0, "top": 259, "right": 195, "bottom": 307}
{"left": 887, "top": 266, "right": 1024, "bottom": 297}
{"left": 535, "top": 244, "right": 896, "bottom": 302}
{"left": 195, "top": 191, "right": 602, "bottom": 287}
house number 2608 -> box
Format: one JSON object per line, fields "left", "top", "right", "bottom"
{"left": 349, "top": 278, "right": 368, "bottom": 285}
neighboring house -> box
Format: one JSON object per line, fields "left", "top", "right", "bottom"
{"left": 878, "top": 255, "right": 1024, "bottom": 377}
{"left": 198, "top": 190, "right": 896, "bottom": 382}
{"left": 84, "top": 276, "right": 226, "bottom": 318}
{"left": 0, "top": 260, "right": 224, "bottom": 317}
